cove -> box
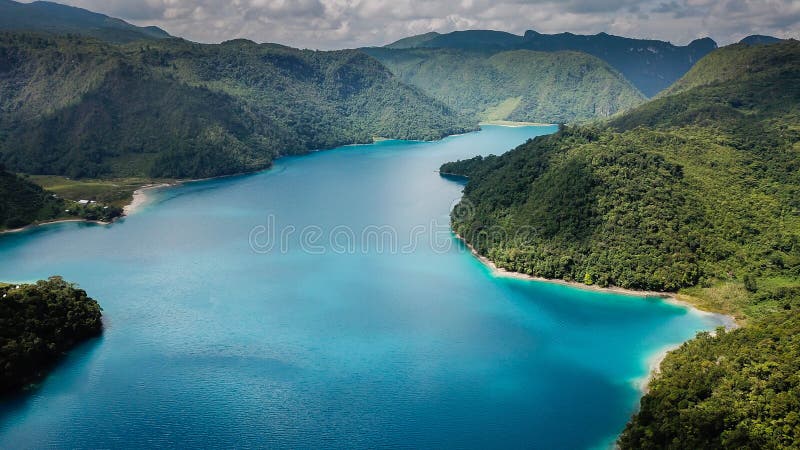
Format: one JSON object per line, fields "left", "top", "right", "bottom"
{"left": 0, "top": 125, "right": 724, "bottom": 449}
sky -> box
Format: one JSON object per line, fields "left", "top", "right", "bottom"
{"left": 27, "top": 0, "right": 800, "bottom": 49}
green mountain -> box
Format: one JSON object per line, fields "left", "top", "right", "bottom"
{"left": 0, "top": 0, "right": 170, "bottom": 43}
{"left": 385, "top": 29, "right": 717, "bottom": 97}
{"left": 740, "top": 34, "right": 784, "bottom": 45}
{"left": 363, "top": 47, "right": 645, "bottom": 123}
{"left": 385, "top": 32, "right": 441, "bottom": 50}
{"left": 441, "top": 40, "right": 800, "bottom": 447}
{"left": 0, "top": 33, "right": 473, "bottom": 179}
{"left": 442, "top": 40, "right": 799, "bottom": 294}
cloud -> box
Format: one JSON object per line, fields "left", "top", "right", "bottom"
{"left": 21, "top": 0, "right": 800, "bottom": 48}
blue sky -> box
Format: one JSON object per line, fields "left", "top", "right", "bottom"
{"left": 24, "top": 0, "right": 800, "bottom": 49}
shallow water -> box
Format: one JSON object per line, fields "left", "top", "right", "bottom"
{"left": 0, "top": 126, "right": 723, "bottom": 449}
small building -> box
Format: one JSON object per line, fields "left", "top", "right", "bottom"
{"left": 78, "top": 200, "right": 90, "bottom": 205}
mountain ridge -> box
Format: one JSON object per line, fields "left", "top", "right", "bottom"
{"left": 739, "top": 34, "right": 784, "bottom": 45}
{"left": 385, "top": 29, "right": 718, "bottom": 96}
{"left": 0, "top": 0, "right": 170, "bottom": 43}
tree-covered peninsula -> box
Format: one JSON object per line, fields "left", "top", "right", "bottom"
{"left": 441, "top": 40, "right": 800, "bottom": 447}
{"left": 0, "top": 277, "right": 103, "bottom": 394}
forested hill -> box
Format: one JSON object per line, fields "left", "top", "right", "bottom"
{"left": 442, "top": 40, "right": 799, "bottom": 295}
{"left": 0, "top": 34, "right": 473, "bottom": 179}
{"left": 362, "top": 47, "right": 645, "bottom": 124}
{"left": 0, "top": 0, "right": 170, "bottom": 43}
{"left": 384, "top": 29, "right": 717, "bottom": 96}
{"left": 0, "top": 167, "right": 64, "bottom": 229}
{"left": 441, "top": 40, "right": 800, "bottom": 447}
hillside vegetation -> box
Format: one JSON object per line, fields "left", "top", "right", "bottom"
{"left": 441, "top": 41, "right": 800, "bottom": 447}
{"left": 442, "top": 41, "right": 799, "bottom": 298}
{"left": 0, "top": 166, "right": 65, "bottom": 229}
{"left": 0, "top": 33, "right": 472, "bottom": 179}
{"left": 620, "top": 308, "right": 800, "bottom": 449}
{"left": 384, "top": 29, "right": 717, "bottom": 96}
{"left": 0, "top": 277, "right": 103, "bottom": 394}
{"left": 363, "top": 47, "right": 645, "bottom": 123}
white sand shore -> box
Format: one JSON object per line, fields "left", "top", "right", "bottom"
{"left": 123, "top": 183, "right": 174, "bottom": 216}
{"left": 480, "top": 120, "right": 557, "bottom": 127}
{"left": 453, "top": 231, "right": 739, "bottom": 393}
{"left": 637, "top": 344, "right": 680, "bottom": 393}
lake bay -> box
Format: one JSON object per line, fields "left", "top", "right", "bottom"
{"left": 0, "top": 126, "right": 724, "bottom": 449}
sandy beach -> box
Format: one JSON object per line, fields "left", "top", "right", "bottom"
{"left": 123, "top": 183, "right": 174, "bottom": 216}
{"left": 480, "top": 120, "right": 557, "bottom": 127}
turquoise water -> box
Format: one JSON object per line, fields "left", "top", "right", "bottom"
{"left": 0, "top": 126, "right": 722, "bottom": 449}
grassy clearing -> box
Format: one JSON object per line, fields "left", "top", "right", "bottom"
{"left": 481, "top": 96, "right": 522, "bottom": 121}
{"left": 26, "top": 176, "right": 162, "bottom": 207}
{"left": 678, "top": 281, "right": 751, "bottom": 321}
{"left": 678, "top": 276, "right": 800, "bottom": 323}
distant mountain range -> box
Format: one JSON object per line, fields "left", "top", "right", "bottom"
{"left": 0, "top": 0, "right": 170, "bottom": 43}
{"left": 385, "top": 29, "right": 718, "bottom": 97}
{"left": 739, "top": 34, "right": 784, "bottom": 45}
{"left": 2, "top": 0, "right": 789, "bottom": 184}
{"left": 364, "top": 47, "right": 645, "bottom": 123}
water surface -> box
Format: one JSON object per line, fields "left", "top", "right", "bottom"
{"left": 0, "top": 126, "right": 723, "bottom": 449}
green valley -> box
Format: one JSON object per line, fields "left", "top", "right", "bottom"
{"left": 1, "top": 0, "right": 798, "bottom": 446}
{"left": 363, "top": 47, "right": 645, "bottom": 123}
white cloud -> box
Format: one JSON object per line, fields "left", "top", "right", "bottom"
{"left": 21, "top": 0, "right": 800, "bottom": 48}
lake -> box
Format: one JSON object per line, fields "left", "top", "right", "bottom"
{"left": 0, "top": 125, "right": 724, "bottom": 449}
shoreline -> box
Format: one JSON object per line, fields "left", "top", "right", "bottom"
{"left": 480, "top": 120, "right": 557, "bottom": 127}
{"left": 123, "top": 183, "right": 176, "bottom": 216}
{"left": 453, "top": 232, "right": 738, "bottom": 325}
{"left": 452, "top": 231, "right": 739, "bottom": 393}
{"left": 637, "top": 344, "right": 679, "bottom": 393}
{"left": 0, "top": 126, "right": 508, "bottom": 237}
{"left": 0, "top": 218, "right": 112, "bottom": 235}
{"left": 0, "top": 182, "right": 177, "bottom": 236}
